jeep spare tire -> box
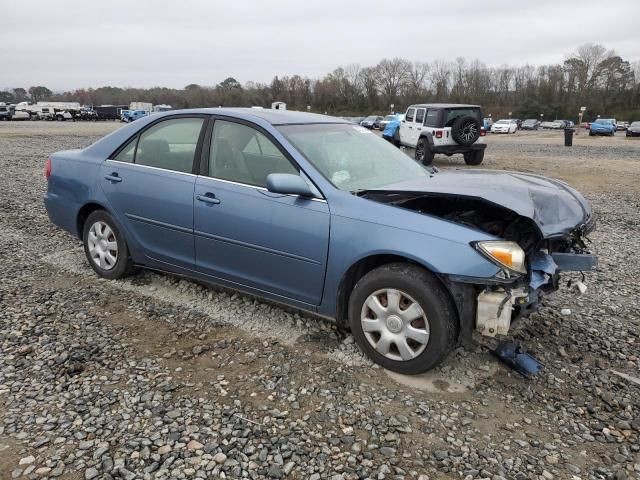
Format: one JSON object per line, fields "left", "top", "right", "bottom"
{"left": 451, "top": 115, "right": 481, "bottom": 146}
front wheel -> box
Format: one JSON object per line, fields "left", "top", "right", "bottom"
{"left": 348, "top": 263, "right": 458, "bottom": 375}
{"left": 464, "top": 149, "right": 484, "bottom": 165}
{"left": 83, "top": 210, "right": 136, "bottom": 280}
{"left": 415, "top": 138, "right": 434, "bottom": 166}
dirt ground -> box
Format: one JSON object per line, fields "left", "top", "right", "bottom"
{"left": 1, "top": 120, "right": 639, "bottom": 480}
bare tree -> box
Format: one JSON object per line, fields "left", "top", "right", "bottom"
{"left": 375, "top": 58, "right": 412, "bottom": 107}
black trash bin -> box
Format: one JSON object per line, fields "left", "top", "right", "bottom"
{"left": 564, "top": 128, "right": 575, "bottom": 146}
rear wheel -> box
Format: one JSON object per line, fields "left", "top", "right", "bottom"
{"left": 348, "top": 263, "right": 458, "bottom": 375}
{"left": 415, "top": 138, "right": 434, "bottom": 165}
{"left": 83, "top": 210, "right": 136, "bottom": 280}
{"left": 464, "top": 149, "right": 484, "bottom": 165}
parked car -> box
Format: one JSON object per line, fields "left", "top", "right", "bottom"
{"left": 491, "top": 119, "right": 518, "bottom": 134}
{"left": 360, "top": 115, "right": 383, "bottom": 129}
{"left": 378, "top": 114, "right": 399, "bottom": 131}
{"left": 540, "top": 121, "right": 555, "bottom": 129}
{"left": 590, "top": 118, "right": 617, "bottom": 136}
{"left": 616, "top": 121, "right": 629, "bottom": 131}
{"left": 580, "top": 122, "right": 592, "bottom": 130}
{"left": 382, "top": 114, "right": 405, "bottom": 146}
{"left": 521, "top": 119, "right": 540, "bottom": 130}
{"left": 399, "top": 103, "right": 487, "bottom": 165}
{"left": 43, "top": 108, "right": 597, "bottom": 374}
{"left": 625, "top": 121, "right": 640, "bottom": 137}
{"left": 0, "top": 103, "right": 12, "bottom": 120}
{"left": 121, "top": 109, "right": 149, "bottom": 122}
{"left": 54, "top": 110, "right": 74, "bottom": 121}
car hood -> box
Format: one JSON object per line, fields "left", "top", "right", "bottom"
{"left": 380, "top": 169, "right": 592, "bottom": 237}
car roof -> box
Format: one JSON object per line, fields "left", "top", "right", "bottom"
{"left": 158, "top": 107, "right": 350, "bottom": 126}
{"left": 407, "top": 103, "right": 481, "bottom": 109}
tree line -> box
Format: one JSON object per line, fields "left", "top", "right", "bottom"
{"left": 2, "top": 44, "right": 639, "bottom": 121}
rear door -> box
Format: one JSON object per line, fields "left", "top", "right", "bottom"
{"left": 193, "top": 118, "right": 330, "bottom": 306}
{"left": 100, "top": 116, "right": 206, "bottom": 269}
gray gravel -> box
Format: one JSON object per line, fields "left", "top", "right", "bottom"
{"left": 1, "top": 122, "right": 639, "bottom": 480}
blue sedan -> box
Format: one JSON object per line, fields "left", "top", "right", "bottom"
{"left": 44, "top": 108, "right": 597, "bottom": 374}
{"left": 589, "top": 119, "right": 616, "bottom": 136}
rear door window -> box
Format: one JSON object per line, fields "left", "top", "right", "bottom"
{"left": 135, "top": 118, "right": 204, "bottom": 173}
{"left": 415, "top": 108, "right": 425, "bottom": 124}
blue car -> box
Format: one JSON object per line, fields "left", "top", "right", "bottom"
{"left": 44, "top": 108, "right": 597, "bottom": 374}
{"left": 121, "top": 109, "right": 149, "bottom": 123}
{"left": 589, "top": 119, "right": 616, "bottom": 136}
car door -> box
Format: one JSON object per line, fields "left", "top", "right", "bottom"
{"left": 413, "top": 108, "right": 426, "bottom": 144}
{"left": 100, "top": 116, "right": 206, "bottom": 269}
{"left": 399, "top": 107, "right": 415, "bottom": 146}
{"left": 193, "top": 118, "right": 330, "bottom": 306}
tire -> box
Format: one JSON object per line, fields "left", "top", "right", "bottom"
{"left": 464, "top": 149, "right": 484, "bottom": 166}
{"left": 415, "top": 137, "right": 434, "bottom": 166}
{"left": 348, "top": 263, "right": 458, "bottom": 375}
{"left": 451, "top": 115, "right": 481, "bottom": 146}
{"left": 393, "top": 129, "right": 400, "bottom": 147}
{"left": 83, "top": 210, "right": 136, "bottom": 280}
{"left": 589, "top": 131, "right": 594, "bottom": 136}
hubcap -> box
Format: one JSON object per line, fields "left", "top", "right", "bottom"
{"left": 360, "top": 288, "right": 430, "bottom": 362}
{"left": 87, "top": 221, "right": 118, "bottom": 270}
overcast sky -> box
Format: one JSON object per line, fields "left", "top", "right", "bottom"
{"left": 1, "top": 0, "right": 638, "bottom": 91}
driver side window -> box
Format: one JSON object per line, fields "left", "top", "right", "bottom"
{"left": 208, "top": 120, "right": 298, "bottom": 187}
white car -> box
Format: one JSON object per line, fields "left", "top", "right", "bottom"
{"left": 491, "top": 119, "right": 518, "bottom": 134}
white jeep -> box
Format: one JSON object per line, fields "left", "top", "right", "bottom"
{"left": 399, "top": 103, "right": 486, "bottom": 165}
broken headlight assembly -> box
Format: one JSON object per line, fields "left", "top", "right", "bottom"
{"left": 473, "top": 240, "right": 527, "bottom": 275}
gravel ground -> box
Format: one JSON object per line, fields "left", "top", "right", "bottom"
{"left": 1, "top": 122, "right": 639, "bottom": 480}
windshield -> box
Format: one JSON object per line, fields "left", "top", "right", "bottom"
{"left": 594, "top": 119, "right": 609, "bottom": 125}
{"left": 631, "top": 122, "right": 640, "bottom": 127}
{"left": 496, "top": 120, "right": 509, "bottom": 124}
{"left": 365, "top": 116, "right": 377, "bottom": 121}
{"left": 278, "top": 124, "right": 432, "bottom": 192}
{"left": 383, "top": 115, "right": 395, "bottom": 121}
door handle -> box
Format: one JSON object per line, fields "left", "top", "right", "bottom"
{"left": 196, "top": 193, "right": 221, "bottom": 205}
{"left": 104, "top": 173, "right": 122, "bottom": 183}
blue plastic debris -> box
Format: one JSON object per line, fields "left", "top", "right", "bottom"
{"left": 492, "top": 341, "right": 544, "bottom": 377}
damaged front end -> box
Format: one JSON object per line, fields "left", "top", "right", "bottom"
{"left": 361, "top": 189, "right": 598, "bottom": 342}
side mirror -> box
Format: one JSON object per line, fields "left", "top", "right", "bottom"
{"left": 266, "top": 173, "right": 314, "bottom": 197}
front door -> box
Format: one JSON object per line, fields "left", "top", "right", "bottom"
{"left": 193, "top": 119, "right": 330, "bottom": 306}
{"left": 412, "top": 108, "right": 426, "bottom": 145}
{"left": 100, "top": 116, "right": 206, "bottom": 269}
{"left": 399, "top": 107, "right": 415, "bottom": 147}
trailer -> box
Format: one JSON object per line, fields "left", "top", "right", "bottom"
{"left": 94, "top": 105, "right": 128, "bottom": 121}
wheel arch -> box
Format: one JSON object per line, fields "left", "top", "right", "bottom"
{"left": 76, "top": 201, "right": 110, "bottom": 239}
{"left": 335, "top": 253, "right": 460, "bottom": 334}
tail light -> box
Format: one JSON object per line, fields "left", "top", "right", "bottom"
{"left": 435, "top": 130, "right": 443, "bottom": 139}
{"left": 45, "top": 157, "right": 52, "bottom": 180}
{"left": 480, "top": 128, "right": 486, "bottom": 137}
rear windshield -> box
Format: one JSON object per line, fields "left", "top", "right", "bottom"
{"left": 594, "top": 119, "right": 610, "bottom": 125}
{"left": 445, "top": 108, "right": 482, "bottom": 126}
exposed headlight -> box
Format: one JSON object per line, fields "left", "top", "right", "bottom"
{"left": 473, "top": 240, "right": 526, "bottom": 274}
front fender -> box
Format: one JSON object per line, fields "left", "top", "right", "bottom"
{"left": 318, "top": 200, "right": 501, "bottom": 317}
